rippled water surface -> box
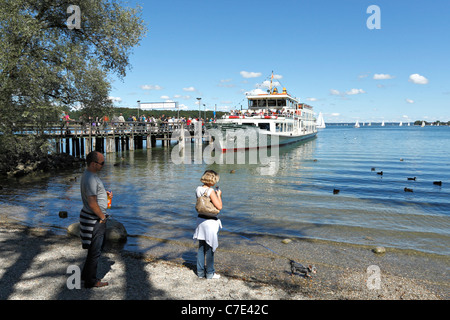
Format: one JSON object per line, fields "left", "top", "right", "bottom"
{"left": 1, "top": 125, "right": 449, "bottom": 256}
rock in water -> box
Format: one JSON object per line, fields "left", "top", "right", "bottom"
{"left": 67, "top": 219, "right": 127, "bottom": 242}
{"left": 281, "top": 239, "right": 292, "bottom": 244}
{"left": 67, "top": 222, "right": 80, "bottom": 236}
{"left": 105, "top": 219, "right": 128, "bottom": 242}
{"left": 372, "top": 246, "right": 386, "bottom": 254}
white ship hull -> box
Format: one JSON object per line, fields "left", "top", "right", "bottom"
{"left": 209, "top": 127, "right": 317, "bottom": 152}
{"left": 212, "top": 75, "right": 318, "bottom": 152}
{"left": 213, "top": 113, "right": 317, "bottom": 152}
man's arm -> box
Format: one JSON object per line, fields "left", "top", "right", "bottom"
{"left": 87, "top": 195, "right": 107, "bottom": 223}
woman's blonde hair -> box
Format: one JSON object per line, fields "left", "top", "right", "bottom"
{"left": 200, "top": 170, "right": 220, "bottom": 186}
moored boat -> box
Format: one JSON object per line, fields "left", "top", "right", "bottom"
{"left": 212, "top": 74, "right": 317, "bottom": 152}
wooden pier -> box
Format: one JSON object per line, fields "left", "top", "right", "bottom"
{"left": 30, "top": 121, "right": 203, "bottom": 158}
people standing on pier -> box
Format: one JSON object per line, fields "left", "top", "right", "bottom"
{"left": 193, "top": 170, "right": 223, "bottom": 279}
{"left": 62, "top": 111, "right": 72, "bottom": 134}
{"left": 79, "top": 151, "right": 112, "bottom": 288}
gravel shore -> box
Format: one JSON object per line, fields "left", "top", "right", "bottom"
{"left": 0, "top": 219, "right": 448, "bottom": 301}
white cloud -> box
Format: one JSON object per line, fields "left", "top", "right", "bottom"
{"left": 217, "top": 79, "right": 235, "bottom": 88}
{"left": 272, "top": 74, "right": 283, "bottom": 80}
{"left": 240, "top": 71, "right": 262, "bottom": 78}
{"left": 259, "top": 80, "right": 281, "bottom": 88}
{"left": 178, "top": 104, "right": 189, "bottom": 110}
{"left": 409, "top": 74, "right": 429, "bottom": 85}
{"left": 330, "top": 89, "right": 341, "bottom": 96}
{"left": 245, "top": 88, "right": 267, "bottom": 95}
{"left": 330, "top": 88, "right": 366, "bottom": 96}
{"left": 174, "top": 94, "right": 191, "bottom": 100}
{"left": 160, "top": 95, "right": 170, "bottom": 100}
{"left": 183, "top": 86, "right": 196, "bottom": 92}
{"left": 373, "top": 73, "right": 394, "bottom": 80}
{"left": 330, "top": 113, "right": 340, "bottom": 117}
{"left": 405, "top": 98, "right": 414, "bottom": 104}
{"left": 306, "top": 97, "right": 317, "bottom": 101}
{"left": 108, "top": 96, "right": 122, "bottom": 103}
{"left": 216, "top": 105, "right": 231, "bottom": 112}
{"left": 346, "top": 88, "right": 366, "bottom": 95}
{"left": 140, "top": 84, "right": 163, "bottom": 90}
{"left": 358, "top": 73, "right": 370, "bottom": 79}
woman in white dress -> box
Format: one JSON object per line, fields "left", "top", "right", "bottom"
{"left": 193, "top": 170, "right": 223, "bottom": 279}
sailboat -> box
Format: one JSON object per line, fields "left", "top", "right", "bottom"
{"left": 381, "top": 121, "right": 385, "bottom": 127}
{"left": 354, "top": 120, "right": 360, "bottom": 128}
{"left": 316, "top": 112, "right": 326, "bottom": 129}
{"left": 399, "top": 122, "right": 403, "bottom": 126}
{"left": 421, "top": 121, "right": 425, "bottom": 127}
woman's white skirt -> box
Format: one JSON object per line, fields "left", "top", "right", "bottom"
{"left": 193, "top": 218, "right": 222, "bottom": 252}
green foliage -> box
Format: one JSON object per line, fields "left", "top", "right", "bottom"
{"left": 0, "top": 0, "right": 147, "bottom": 167}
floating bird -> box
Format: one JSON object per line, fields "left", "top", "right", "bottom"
{"left": 433, "top": 181, "right": 442, "bottom": 186}
{"left": 290, "top": 260, "right": 317, "bottom": 278}
{"left": 377, "top": 171, "right": 383, "bottom": 175}
{"left": 333, "top": 189, "right": 340, "bottom": 194}
{"left": 114, "top": 157, "right": 126, "bottom": 166}
{"left": 230, "top": 169, "right": 235, "bottom": 174}
{"left": 404, "top": 187, "right": 413, "bottom": 192}
{"left": 407, "top": 177, "right": 416, "bottom": 181}
{"left": 58, "top": 211, "right": 68, "bottom": 218}
{"left": 371, "top": 167, "right": 376, "bottom": 171}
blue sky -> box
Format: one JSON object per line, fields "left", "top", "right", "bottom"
{"left": 108, "top": 0, "right": 450, "bottom": 123}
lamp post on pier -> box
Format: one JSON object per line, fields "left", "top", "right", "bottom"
{"left": 137, "top": 100, "right": 140, "bottom": 120}
{"left": 196, "top": 97, "right": 201, "bottom": 120}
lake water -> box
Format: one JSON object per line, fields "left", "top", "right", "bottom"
{"left": 1, "top": 125, "right": 449, "bottom": 257}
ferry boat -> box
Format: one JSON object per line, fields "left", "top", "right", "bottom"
{"left": 211, "top": 74, "right": 317, "bottom": 152}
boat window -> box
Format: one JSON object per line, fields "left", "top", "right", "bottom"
{"left": 267, "top": 99, "right": 287, "bottom": 107}
{"left": 258, "top": 123, "right": 270, "bottom": 131}
{"left": 249, "top": 98, "right": 289, "bottom": 108}
{"left": 257, "top": 100, "right": 266, "bottom": 108}
{"left": 249, "top": 100, "right": 264, "bottom": 108}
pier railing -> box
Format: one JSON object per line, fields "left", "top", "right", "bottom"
{"left": 9, "top": 120, "right": 204, "bottom": 157}
{"left": 10, "top": 120, "right": 197, "bottom": 137}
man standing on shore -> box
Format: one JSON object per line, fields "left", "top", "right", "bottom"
{"left": 79, "top": 151, "right": 112, "bottom": 288}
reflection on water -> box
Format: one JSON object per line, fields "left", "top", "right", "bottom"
{"left": 1, "top": 126, "right": 449, "bottom": 256}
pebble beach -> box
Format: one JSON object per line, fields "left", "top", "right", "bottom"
{"left": 0, "top": 216, "right": 448, "bottom": 301}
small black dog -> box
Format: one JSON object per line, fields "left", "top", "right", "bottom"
{"left": 290, "top": 260, "right": 317, "bottom": 278}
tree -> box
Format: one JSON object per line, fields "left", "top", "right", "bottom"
{"left": 0, "top": 0, "right": 147, "bottom": 170}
